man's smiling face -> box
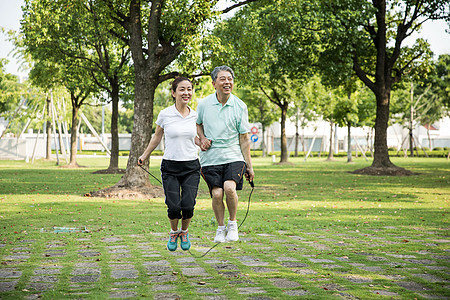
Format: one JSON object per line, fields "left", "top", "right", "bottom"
{"left": 212, "top": 70, "right": 234, "bottom": 97}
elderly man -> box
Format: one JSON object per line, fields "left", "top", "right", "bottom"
{"left": 196, "top": 65, "right": 255, "bottom": 242}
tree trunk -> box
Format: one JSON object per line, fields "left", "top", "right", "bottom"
{"left": 327, "top": 120, "right": 334, "bottom": 160}
{"left": 347, "top": 122, "right": 352, "bottom": 163}
{"left": 294, "top": 108, "right": 299, "bottom": 157}
{"left": 115, "top": 73, "right": 156, "bottom": 188}
{"left": 371, "top": 92, "right": 395, "bottom": 168}
{"left": 108, "top": 80, "right": 120, "bottom": 170}
{"left": 69, "top": 104, "right": 79, "bottom": 165}
{"left": 427, "top": 127, "right": 431, "bottom": 150}
{"left": 409, "top": 126, "right": 414, "bottom": 157}
{"left": 261, "top": 125, "right": 266, "bottom": 157}
{"left": 409, "top": 83, "right": 414, "bottom": 157}
{"left": 280, "top": 104, "right": 288, "bottom": 163}
{"left": 46, "top": 95, "right": 52, "bottom": 160}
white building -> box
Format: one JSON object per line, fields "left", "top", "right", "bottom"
{"left": 251, "top": 116, "right": 450, "bottom": 154}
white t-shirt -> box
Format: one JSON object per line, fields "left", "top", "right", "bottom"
{"left": 156, "top": 104, "right": 198, "bottom": 161}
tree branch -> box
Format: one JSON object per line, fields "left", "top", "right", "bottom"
{"left": 158, "top": 72, "right": 180, "bottom": 84}
{"left": 260, "top": 85, "right": 281, "bottom": 107}
{"left": 147, "top": 0, "right": 163, "bottom": 62}
{"left": 222, "top": 0, "right": 260, "bottom": 14}
{"left": 352, "top": 55, "right": 376, "bottom": 93}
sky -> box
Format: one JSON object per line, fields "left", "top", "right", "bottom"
{"left": 1, "top": 0, "right": 449, "bottom": 79}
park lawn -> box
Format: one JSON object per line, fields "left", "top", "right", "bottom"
{"left": 0, "top": 156, "right": 448, "bottom": 299}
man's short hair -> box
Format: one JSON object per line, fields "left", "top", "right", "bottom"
{"left": 211, "top": 66, "right": 235, "bottom": 82}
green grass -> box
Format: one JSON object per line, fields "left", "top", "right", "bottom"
{"left": 0, "top": 157, "right": 449, "bottom": 299}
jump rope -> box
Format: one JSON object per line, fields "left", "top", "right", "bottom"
{"left": 138, "top": 163, "right": 254, "bottom": 258}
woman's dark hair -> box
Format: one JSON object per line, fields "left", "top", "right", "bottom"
{"left": 171, "top": 77, "right": 193, "bottom": 100}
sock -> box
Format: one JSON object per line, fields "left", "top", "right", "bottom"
{"left": 228, "top": 220, "right": 237, "bottom": 225}
{"left": 170, "top": 229, "right": 180, "bottom": 234}
{"left": 218, "top": 225, "right": 226, "bottom": 230}
{"left": 181, "top": 229, "right": 188, "bottom": 233}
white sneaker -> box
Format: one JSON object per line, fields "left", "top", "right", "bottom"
{"left": 214, "top": 226, "right": 227, "bottom": 243}
{"left": 226, "top": 221, "right": 239, "bottom": 242}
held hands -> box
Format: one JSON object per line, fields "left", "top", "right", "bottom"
{"left": 199, "top": 137, "right": 212, "bottom": 151}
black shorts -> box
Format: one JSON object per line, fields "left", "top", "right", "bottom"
{"left": 200, "top": 161, "right": 247, "bottom": 197}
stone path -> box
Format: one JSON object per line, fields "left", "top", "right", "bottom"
{"left": 0, "top": 229, "right": 449, "bottom": 299}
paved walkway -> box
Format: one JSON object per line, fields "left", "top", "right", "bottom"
{"left": 0, "top": 229, "right": 448, "bottom": 299}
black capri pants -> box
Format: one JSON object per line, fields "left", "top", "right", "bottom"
{"left": 160, "top": 159, "right": 200, "bottom": 220}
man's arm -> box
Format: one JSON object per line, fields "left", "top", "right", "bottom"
{"left": 239, "top": 133, "right": 254, "bottom": 182}
{"left": 197, "top": 123, "right": 211, "bottom": 151}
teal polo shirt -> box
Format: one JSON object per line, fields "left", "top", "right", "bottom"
{"left": 196, "top": 92, "right": 250, "bottom": 167}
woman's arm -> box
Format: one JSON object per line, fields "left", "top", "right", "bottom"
{"left": 138, "top": 125, "right": 164, "bottom": 165}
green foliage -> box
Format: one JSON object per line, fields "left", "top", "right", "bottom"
{"left": 208, "top": 1, "right": 322, "bottom": 161}
{"left": 0, "top": 60, "right": 22, "bottom": 114}
{"left": 391, "top": 54, "right": 450, "bottom": 131}
{"left": 236, "top": 87, "right": 278, "bottom": 128}
{"left": 0, "top": 59, "right": 49, "bottom": 135}
{"left": 209, "top": 0, "right": 319, "bottom": 83}
{"left": 435, "top": 54, "right": 450, "bottom": 108}
{"left": 318, "top": 0, "right": 448, "bottom": 89}
{"left": 21, "top": 0, "right": 132, "bottom": 101}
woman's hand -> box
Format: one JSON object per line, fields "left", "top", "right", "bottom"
{"left": 137, "top": 156, "right": 145, "bottom": 165}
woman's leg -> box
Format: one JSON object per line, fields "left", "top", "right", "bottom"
{"left": 181, "top": 218, "right": 191, "bottom": 231}
{"left": 169, "top": 218, "right": 180, "bottom": 232}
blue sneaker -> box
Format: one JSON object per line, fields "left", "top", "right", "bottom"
{"left": 179, "top": 230, "right": 191, "bottom": 251}
{"left": 167, "top": 231, "right": 179, "bottom": 251}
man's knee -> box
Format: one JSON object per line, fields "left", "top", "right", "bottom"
{"left": 223, "top": 180, "right": 237, "bottom": 196}
{"left": 211, "top": 187, "right": 223, "bottom": 200}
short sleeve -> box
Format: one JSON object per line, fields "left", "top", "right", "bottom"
{"left": 238, "top": 105, "right": 250, "bottom": 134}
{"left": 196, "top": 100, "right": 204, "bottom": 125}
{"left": 155, "top": 110, "right": 165, "bottom": 128}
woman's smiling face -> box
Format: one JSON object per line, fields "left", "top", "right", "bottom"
{"left": 172, "top": 80, "right": 193, "bottom": 105}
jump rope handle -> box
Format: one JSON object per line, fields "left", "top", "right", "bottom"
{"left": 245, "top": 170, "right": 254, "bottom": 188}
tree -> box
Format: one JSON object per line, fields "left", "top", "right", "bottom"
{"left": 391, "top": 55, "right": 450, "bottom": 153}
{"left": 209, "top": 0, "right": 319, "bottom": 163}
{"left": 0, "top": 59, "right": 22, "bottom": 116}
{"left": 21, "top": 0, "right": 133, "bottom": 171}
{"left": 289, "top": 78, "right": 323, "bottom": 157}
{"left": 84, "top": 0, "right": 259, "bottom": 191}
{"left": 238, "top": 87, "right": 277, "bottom": 157}
{"left": 333, "top": 87, "right": 359, "bottom": 162}
{"left": 434, "top": 55, "right": 450, "bottom": 109}
{"left": 0, "top": 59, "right": 46, "bottom": 141}
{"left": 310, "top": 80, "right": 338, "bottom": 161}
{"left": 318, "top": 0, "right": 449, "bottom": 175}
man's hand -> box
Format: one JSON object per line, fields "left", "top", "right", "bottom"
{"left": 200, "top": 137, "right": 212, "bottom": 151}
{"left": 245, "top": 167, "right": 255, "bottom": 183}
{"left": 137, "top": 156, "right": 145, "bottom": 166}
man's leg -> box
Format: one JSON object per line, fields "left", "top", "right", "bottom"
{"left": 211, "top": 187, "right": 227, "bottom": 242}
{"left": 224, "top": 180, "right": 239, "bottom": 241}
{"left": 223, "top": 180, "right": 238, "bottom": 221}
{"left": 211, "top": 187, "right": 225, "bottom": 226}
